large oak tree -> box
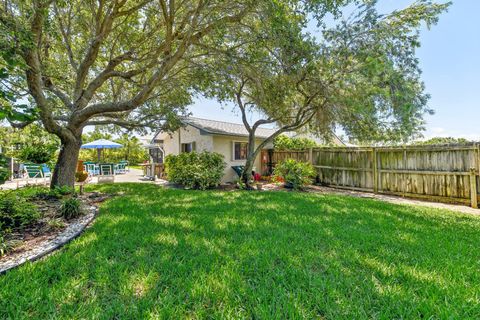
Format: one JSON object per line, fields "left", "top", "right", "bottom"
{"left": 0, "top": 0, "right": 449, "bottom": 189}
{"left": 0, "top": 0, "right": 258, "bottom": 187}
{"left": 198, "top": 1, "right": 449, "bottom": 187}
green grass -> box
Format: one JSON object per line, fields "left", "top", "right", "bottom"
{"left": 1, "top": 183, "right": 480, "bottom": 319}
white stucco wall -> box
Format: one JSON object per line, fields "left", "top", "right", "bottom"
{"left": 160, "top": 126, "right": 265, "bottom": 183}
{"left": 162, "top": 125, "right": 214, "bottom": 155}
{"left": 212, "top": 135, "right": 264, "bottom": 183}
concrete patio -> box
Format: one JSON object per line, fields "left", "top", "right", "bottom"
{"left": 0, "top": 168, "right": 167, "bottom": 190}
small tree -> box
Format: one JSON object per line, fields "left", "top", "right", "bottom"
{"left": 200, "top": 2, "right": 449, "bottom": 188}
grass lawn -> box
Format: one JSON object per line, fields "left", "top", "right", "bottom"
{"left": 1, "top": 184, "right": 479, "bottom": 319}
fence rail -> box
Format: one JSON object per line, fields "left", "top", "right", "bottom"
{"left": 265, "top": 144, "right": 480, "bottom": 208}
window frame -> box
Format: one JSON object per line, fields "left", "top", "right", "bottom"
{"left": 232, "top": 141, "right": 249, "bottom": 161}
{"left": 181, "top": 142, "right": 196, "bottom": 153}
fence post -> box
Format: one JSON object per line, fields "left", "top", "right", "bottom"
{"left": 470, "top": 168, "right": 478, "bottom": 208}
{"left": 372, "top": 148, "right": 378, "bottom": 193}
{"left": 308, "top": 148, "right": 313, "bottom": 165}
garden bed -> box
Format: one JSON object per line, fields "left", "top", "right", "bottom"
{"left": 0, "top": 187, "right": 109, "bottom": 272}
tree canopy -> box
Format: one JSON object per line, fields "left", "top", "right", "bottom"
{"left": 273, "top": 135, "right": 320, "bottom": 150}
{"left": 413, "top": 137, "right": 472, "bottom": 146}
{"left": 0, "top": 0, "right": 450, "bottom": 187}
{"left": 194, "top": 0, "right": 449, "bottom": 186}
{"left": 0, "top": 0, "right": 258, "bottom": 186}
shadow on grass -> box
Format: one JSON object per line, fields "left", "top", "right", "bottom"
{"left": 1, "top": 183, "right": 479, "bottom": 319}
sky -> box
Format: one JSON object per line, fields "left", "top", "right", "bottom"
{"left": 188, "top": 0, "right": 480, "bottom": 141}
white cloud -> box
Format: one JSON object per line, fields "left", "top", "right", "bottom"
{"left": 422, "top": 127, "right": 480, "bottom": 141}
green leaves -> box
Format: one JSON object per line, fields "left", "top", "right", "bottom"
{"left": 164, "top": 152, "right": 226, "bottom": 190}
{"left": 0, "top": 154, "right": 10, "bottom": 185}
{"left": 0, "top": 40, "right": 37, "bottom": 125}
{"left": 273, "top": 158, "right": 316, "bottom": 190}
{"left": 319, "top": 1, "right": 450, "bottom": 143}
{"left": 273, "top": 135, "right": 319, "bottom": 150}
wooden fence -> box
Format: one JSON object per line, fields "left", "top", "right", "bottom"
{"left": 264, "top": 144, "right": 480, "bottom": 208}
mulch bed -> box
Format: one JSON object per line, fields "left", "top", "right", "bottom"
{"left": 0, "top": 192, "right": 111, "bottom": 273}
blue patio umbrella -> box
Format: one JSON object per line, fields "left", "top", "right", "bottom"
{"left": 81, "top": 139, "right": 123, "bottom": 162}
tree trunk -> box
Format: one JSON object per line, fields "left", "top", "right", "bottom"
{"left": 242, "top": 134, "right": 258, "bottom": 190}
{"left": 50, "top": 136, "right": 82, "bottom": 188}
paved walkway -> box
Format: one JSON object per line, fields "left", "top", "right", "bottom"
{"left": 0, "top": 168, "right": 167, "bottom": 190}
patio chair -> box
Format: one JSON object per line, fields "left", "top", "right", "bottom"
{"left": 22, "top": 163, "right": 48, "bottom": 185}
{"left": 231, "top": 165, "right": 245, "bottom": 177}
{"left": 231, "top": 165, "right": 257, "bottom": 178}
{"left": 115, "top": 162, "right": 126, "bottom": 174}
{"left": 24, "top": 164, "right": 43, "bottom": 179}
{"left": 41, "top": 164, "right": 52, "bottom": 178}
{"left": 98, "top": 164, "right": 115, "bottom": 184}
{"left": 85, "top": 163, "right": 100, "bottom": 176}
{"left": 100, "top": 164, "right": 114, "bottom": 176}
{"left": 119, "top": 160, "right": 129, "bottom": 172}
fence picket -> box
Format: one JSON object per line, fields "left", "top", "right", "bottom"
{"left": 267, "top": 144, "right": 479, "bottom": 208}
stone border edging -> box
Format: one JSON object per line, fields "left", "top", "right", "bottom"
{"left": 0, "top": 205, "right": 97, "bottom": 275}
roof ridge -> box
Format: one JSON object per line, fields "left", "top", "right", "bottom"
{"left": 186, "top": 116, "right": 245, "bottom": 126}
{"left": 185, "top": 116, "right": 277, "bottom": 131}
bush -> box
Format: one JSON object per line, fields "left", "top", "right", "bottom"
{"left": 0, "top": 192, "right": 40, "bottom": 232}
{"left": 273, "top": 159, "right": 316, "bottom": 190}
{"left": 273, "top": 135, "right": 318, "bottom": 150}
{"left": 0, "top": 154, "right": 10, "bottom": 184}
{"left": 165, "top": 151, "right": 226, "bottom": 190}
{"left": 59, "top": 197, "right": 83, "bottom": 220}
{"left": 36, "top": 186, "right": 74, "bottom": 200}
{"left": 18, "top": 145, "right": 56, "bottom": 164}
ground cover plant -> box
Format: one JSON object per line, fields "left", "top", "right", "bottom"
{"left": 59, "top": 197, "right": 83, "bottom": 220}
{"left": 0, "top": 186, "right": 81, "bottom": 257}
{"left": 0, "top": 183, "right": 479, "bottom": 318}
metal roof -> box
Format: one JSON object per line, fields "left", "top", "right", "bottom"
{"left": 152, "top": 117, "right": 345, "bottom": 145}
{"left": 183, "top": 117, "right": 277, "bottom": 139}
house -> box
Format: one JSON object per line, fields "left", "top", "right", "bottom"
{"left": 150, "top": 117, "right": 344, "bottom": 183}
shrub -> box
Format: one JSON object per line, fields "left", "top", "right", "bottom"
{"left": 165, "top": 151, "right": 226, "bottom": 190}
{"left": 36, "top": 186, "right": 74, "bottom": 200}
{"left": 273, "top": 159, "right": 316, "bottom": 190}
{"left": 59, "top": 197, "right": 83, "bottom": 220}
{"left": 0, "top": 192, "right": 40, "bottom": 232}
{"left": 0, "top": 154, "right": 10, "bottom": 184}
{"left": 273, "top": 135, "right": 318, "bottom": 150}
{"left": 18, "top": 145, "right": 56, "bottom": 164}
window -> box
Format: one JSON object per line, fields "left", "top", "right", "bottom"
{"left": 181, "top": 142, "right": 195, "bottom": 153}
{"left": 149, "top": 148, "right": 163, "bottom": 163}
{"left": 233, "top": 142, "right": 248, "bottom": 160}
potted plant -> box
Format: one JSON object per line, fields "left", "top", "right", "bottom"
{"left": 75, "top": 171, "right": 89, "bottom": 183}
{"left": 77, "top": 160, "right": 85, "bottom": 172}
{"left": 272, "top": 159, "right": 316, "bottom": 190}
{"left": 253, "top": 172, "right": 262, "bottom": 190}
